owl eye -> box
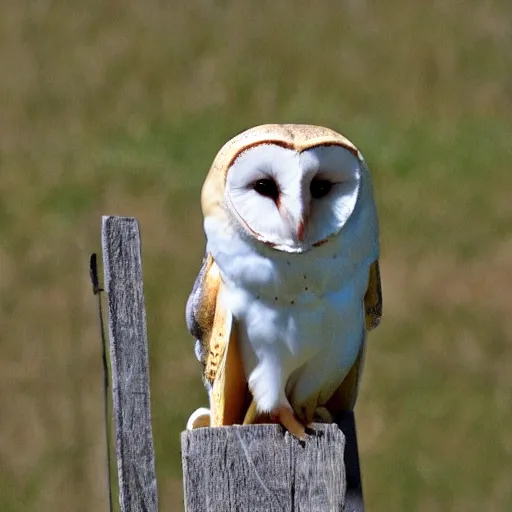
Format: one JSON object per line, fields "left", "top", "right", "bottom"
{"left": 253, "top": 179, "right": 279, "bottom": 201}
{"left": 310, "top": 179, "right": 333, "bottom": 199}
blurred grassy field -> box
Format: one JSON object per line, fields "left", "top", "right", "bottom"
{"left": 1, "top": 1, "right": 511, "bottom": 510}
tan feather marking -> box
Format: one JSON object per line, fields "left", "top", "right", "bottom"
{"left": 203, "top": 304, "right": 223, "bottom": 384}
{"left": 209, "top": 302, "right": 250, "bottom": 426}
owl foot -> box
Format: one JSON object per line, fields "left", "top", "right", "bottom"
{"left": 272, "top": 405, "right": 307, "bottom": 441}
{"left": 186, "top": 407, "right": 211, "bottom": 430}
{"left": 242, "top": 399, "right": 307, "bottom": 440}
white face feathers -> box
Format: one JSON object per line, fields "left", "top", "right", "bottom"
{"left": 225, "top": 144, "right": 361, "bottom": 252}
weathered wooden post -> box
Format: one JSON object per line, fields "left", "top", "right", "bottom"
{"left": 181, "top": 423, "right": 345, "bottom": 512}
{"left": 101, "top": 215, "right": 364, "bottom": 512}
{"left": 181, "top": 413, "right": 363, "bottom": 512}
{"left": 102, "top": 216, "right": 159, "bottom": 512}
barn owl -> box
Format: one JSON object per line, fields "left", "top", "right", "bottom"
{"left": 186, "top": 124, "right": 382, "bottom": 439}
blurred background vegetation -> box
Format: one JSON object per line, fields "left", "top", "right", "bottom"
{"left": 1, "top": 1, "right": 511, "bottom": 510}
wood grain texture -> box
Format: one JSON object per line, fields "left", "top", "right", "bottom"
{"left": 102, "top": 216, "right": 158, "bottom": 512}
{"left": 181, "top": 423, "right": 346, "bottom": 512}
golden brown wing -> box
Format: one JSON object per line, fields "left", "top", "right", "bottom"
{"left": 208, "top": 304, "right": 249, "bottom": 426}
{"left": 326, "top": 260, "right": 383, "bottom": 414}
{"left": 186, "top": 253, "right": 249, "bottom": 426}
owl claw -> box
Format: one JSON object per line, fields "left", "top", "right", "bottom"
{"left": 272, "top": 405, "right": 307, "bottom": 441}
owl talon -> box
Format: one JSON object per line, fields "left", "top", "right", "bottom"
{"left": 272, "top": 405, "right": 307, "bottom": 441}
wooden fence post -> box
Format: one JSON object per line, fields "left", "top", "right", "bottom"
{"left": 181, "top": 423, "right": 346, "bottom": 512}
{"left": 181, "top": 413, "right": 364, "bottom": 512}
{"left": 102, "top": 216, "right": 159, "bottom": 512}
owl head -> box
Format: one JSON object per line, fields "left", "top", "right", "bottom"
{"left": 202, "top": 124, "right": 376, "bottom": 254}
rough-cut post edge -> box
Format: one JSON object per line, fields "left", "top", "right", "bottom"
{"left": 181, "top": 423, "right": 348, "bottom": 512}
{"left": 102, "top": 216, "right": 158, "bottom": 512}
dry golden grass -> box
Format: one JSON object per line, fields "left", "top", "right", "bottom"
{"left": 1, "top": 1, "right": 511, "bottom": 510}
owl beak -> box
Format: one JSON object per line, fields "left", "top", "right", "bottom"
{"left": 285, "top": 196, "right": 309, "bottom": 244}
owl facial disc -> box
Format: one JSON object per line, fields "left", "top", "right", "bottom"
{"left": 225, "top": 143, "right": 361, "bottom": 253}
